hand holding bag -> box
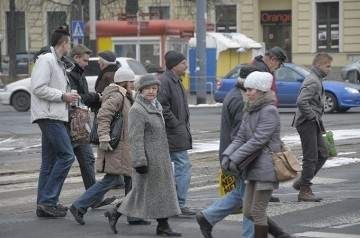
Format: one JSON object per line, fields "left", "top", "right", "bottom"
{"left": 90, "top": 95, "right": 125, "bottom": 150}
{"left": 268, "top": 143, "right": 302, "bottom": 182}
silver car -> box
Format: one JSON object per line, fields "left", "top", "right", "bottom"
{"left": 341, "top": 60, "right": 360, "bottom": 84}
{"left": 0, "top": 57, "right": 147, "bottom": 111}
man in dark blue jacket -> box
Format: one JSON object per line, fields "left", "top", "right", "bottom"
{"left": 158, "top": 51, "right": 194, "bottom": 216}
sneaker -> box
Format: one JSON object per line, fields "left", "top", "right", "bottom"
{"left": 269, "top": 196, "right": 280, "bottom": 202}
{"left": 92, "top": 196, "right": 117, "bottom": 209}
{"left": 69, "top": 205, "right": 85, "bottom": 225}
{"left": 56, "top": 203, "right": 68, "bottom": 211}
{"left": 196, "top": 212, "right": 213, "bottom": 238}
{"left": 180, "top": 207, "right": 196, "bottom": 216}
{"left": 36, "top": 204, "right": 67, "bottom": 218}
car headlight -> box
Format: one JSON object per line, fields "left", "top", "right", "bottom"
{"left": 345, "top": 87, "right": 359, "bottom": 94}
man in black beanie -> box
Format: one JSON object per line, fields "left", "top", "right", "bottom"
{"left": 158, "top": 51, "right": 195, "bottom": 216}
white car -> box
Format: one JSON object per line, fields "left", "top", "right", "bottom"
{"left": 0, "top": 57, "right": 147, "bottom": 111}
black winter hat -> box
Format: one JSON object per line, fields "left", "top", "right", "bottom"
{"left": 165, "top": 51, "right": 186, "bottom": 69}
{"left": 135, "top": 74, "right": 161, "bottom": 92}
{"left": 268, "top": 46, "right": 287, "bottom": 63}
{"left": 98, "top": 51, "right": 116, "bottom": 63}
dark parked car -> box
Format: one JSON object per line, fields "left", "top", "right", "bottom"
{"left": 215, "top": 63, "right": 360, "bottom": 113}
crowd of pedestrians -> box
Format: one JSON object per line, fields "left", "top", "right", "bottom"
{"left": 30, "top": 26, "right": 332, "bottom": 237}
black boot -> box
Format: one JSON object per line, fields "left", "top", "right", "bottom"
{"left": 104, "top": 207, "right": 122, "bottom": 234}
{"left": 255, "top": 225, "right": 268, "bottom": 238}
{"left": 156, "top": 218, "right": 182, "bottom": 237}
{"left": 268, "top": 217, "right": 293, "bottom": 238}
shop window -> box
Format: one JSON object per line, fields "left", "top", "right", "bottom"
{"left": 115, "top": 44, "right": 136, "bottom": 59}
{"left": 215, "top": 5, "right": 236, "bottom": 33}
{"left": 47, "top": 12, "right": 67, "bottom": 45}
{"left": 6, "top": 11, "right": 25, "bottom": 53}
{"left": 114, "top": 40, "right": 160, "bottom": 66}
{"left": 149, "top": 6, "right": 170, "bottom": 19}
{"left": 316, "top": 2, "right": 339, "bottom": 52}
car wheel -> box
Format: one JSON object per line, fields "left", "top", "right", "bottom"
{"left": 337, "top": 107, "right": 350, "bottom": 112}
{"left": 324, "top": 92, "right": 338, "bottom": 113}
{"left": 11, "top": 91, "right": 30, "bottom": 112}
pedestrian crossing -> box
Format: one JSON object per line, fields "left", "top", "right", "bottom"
{"left": 294, "top": 231, "right": 360, "bottom": 238}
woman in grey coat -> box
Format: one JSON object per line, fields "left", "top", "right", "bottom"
{"left": 221, "top": 71, "right": 293, "bottom": 238}
{"left": 104, "top": 74, "right": 181, "bottom": 236}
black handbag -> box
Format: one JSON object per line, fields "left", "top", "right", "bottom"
{"left": 89, "top": 95, "right": 124, "bottom": 150}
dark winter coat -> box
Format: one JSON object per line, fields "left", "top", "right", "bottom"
{"left": 252, "top": 56, "right": 277, "bottom": 102}
{"left": 96, "top": 84, "right": 132, "bottom": 176}
{"left": 222, "top": 92, "right": 281, "bottom": 182}
{"left": 294, "top": 66, "right": 326, "bottom": 127}
{"left": 93, "top": 63, "right": 119, "bottom": 112}
{"left": 67, "top": 62, "right": 99, "bottom": 108}
{"left": 157, "top": 70, "right": 192, "bottom": 152}
{"left": 219, "top": 83, "right": 245, "bottom": 161}
{"left": 118, "top": 94, "right": 180, "bottom": 218}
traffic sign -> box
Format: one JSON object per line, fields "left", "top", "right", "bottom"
{"left": 71, "top": 20, "right": 84, "bottom": 38}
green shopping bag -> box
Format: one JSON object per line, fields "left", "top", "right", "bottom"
{"left": 323, "top": 131, "right": 337, "bottom": 157}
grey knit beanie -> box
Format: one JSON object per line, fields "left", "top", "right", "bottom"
{"left": 135, "top": 74, "right": 161, "bottom": 92}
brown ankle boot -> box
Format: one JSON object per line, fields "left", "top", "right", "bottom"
{"left": 298, "top": 185, "right": 322, "bottom": 202}
{"left": 255, "top": 225, "right": 268, "bottom": 238}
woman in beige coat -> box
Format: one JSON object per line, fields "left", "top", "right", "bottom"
{"left": 69, "top": 68, "right": 149, "bottom": 226}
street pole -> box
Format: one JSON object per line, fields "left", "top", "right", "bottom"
{"left": 8, "top": 0, "right": 16, "bottom": 80}
{"left": 89, "top": 0, "right": 96, "bottom": 55}
{"left": 196, "top": 0, "right": 207, "bottom": 104}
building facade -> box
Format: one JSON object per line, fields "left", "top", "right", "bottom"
{"left": 0, "top": 0, "right": 359, "bottom": 73}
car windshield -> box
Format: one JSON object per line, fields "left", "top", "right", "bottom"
{"left": 127, "top": 60, "right": 147, "bottom": 75}
{"left": 224, "top": 65, "right": 242, "bottom": 78}
{"left": 289, "top": 64, "right": 310, "bottom": 77}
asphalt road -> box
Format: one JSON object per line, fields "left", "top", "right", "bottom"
{"left": 1, "top": 105, "right": 360, "bottom": 237}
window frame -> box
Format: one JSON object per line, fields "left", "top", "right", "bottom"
{"left": 149, "top": 6, "right": 170, "bottom": 19}
{"left": 112, "top": 36, "right": 161, "bottom": 66}
{"left": 215, "top": 4, "right": 237, "bottom": 33}
{"left": 312, "top": 0, "right": 343, "bottom": 53}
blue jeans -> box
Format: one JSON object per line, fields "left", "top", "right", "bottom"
{"left": 73, "top": 143, "right": 96, "bottom": 189}
{"left": 37, "top": 120, "right": 75, "bottom": 206}
{"left": 202, "top": 177, "right": 254, "bottom": 238}
{"left": 170, "top": 150, "right": 191, "bottom": 208}
{"left": 73, "top": 174, "right": 122, "bottom": 213}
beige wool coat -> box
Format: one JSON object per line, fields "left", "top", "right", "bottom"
{"left": 118, "top": 94, "right": 180, "bottom": 219}
{"left": 96, "top": 84, "right": 132, "bottom": 176}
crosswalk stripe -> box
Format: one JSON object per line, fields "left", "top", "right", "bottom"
{"left": 293, "top": 231, "right": 360, "bottom": 238}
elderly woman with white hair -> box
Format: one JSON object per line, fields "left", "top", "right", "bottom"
{"left": 221, "top": 71, "right": 293, "bottom": 238}
{"left": 104, "top": 74, "right": 181, "bottom": 237}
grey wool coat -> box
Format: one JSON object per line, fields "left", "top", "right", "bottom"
{"left": 118, "top": 94, "right": 180, "bottom": 219}
{"left": 96, "top": 84, "right": 132, "bottom": 176}
{"left": 222, "top": 92, "right": 281, "bottom": 182}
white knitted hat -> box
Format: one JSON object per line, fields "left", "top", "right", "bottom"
{"left": 114, "top": 67, "right": 135, "bottom": 83}
{"left": 244, "top": 71, "right": 273, "bottom": 92}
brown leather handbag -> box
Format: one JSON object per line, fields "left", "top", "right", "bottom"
{"left": 268, "top": 143, "right": 302, "bottom": 182}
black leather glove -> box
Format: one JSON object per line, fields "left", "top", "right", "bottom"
{"left": 135, "top": 166, "right": 148, "bottom": 174}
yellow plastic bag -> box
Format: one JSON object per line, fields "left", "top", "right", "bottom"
{"left": 218, "top": 169, "right": 236, "bottom": 196}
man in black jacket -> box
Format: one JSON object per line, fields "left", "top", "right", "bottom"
{"left": 158, "top": 51, "right": 194, "bottom": 216}
{"left": 67, "top": 45, "right": 116, "bottom": 207}
{"left": 240, "top": 46, "right": 287, "bottom": 203}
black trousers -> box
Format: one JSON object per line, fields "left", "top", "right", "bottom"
{"left": 296, "top": 120, "right": 329, "bottom": 186}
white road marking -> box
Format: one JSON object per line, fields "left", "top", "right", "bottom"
{"left": 293, "top": 231, "right": 360, "bottom": 238}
